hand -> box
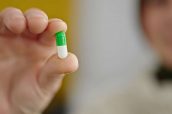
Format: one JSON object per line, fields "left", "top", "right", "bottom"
{"left": 0, "top": 7, "right": 78, "bottom": 114}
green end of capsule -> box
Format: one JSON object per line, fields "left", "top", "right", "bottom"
{"left": 55, "top": 31, "right": 67, "bottom": 46}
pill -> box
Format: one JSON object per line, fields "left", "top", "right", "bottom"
{"left": 55, "top": 31, "right": 68, "bottom": 59}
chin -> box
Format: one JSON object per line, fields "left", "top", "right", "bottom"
{"left": 161, "top": 54, "right": 172, "bottom": 69}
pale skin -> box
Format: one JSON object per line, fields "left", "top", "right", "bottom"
{"left": 0, "top": 7, "right": 78, "bottom": 114}
{"left": 142, "top": 0, "right": 172, "bottom": 69}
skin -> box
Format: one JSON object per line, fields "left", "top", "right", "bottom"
{"left": 142, "top": 0, "right": 172, "bottom": 69}
{"left": 0, "top": 7, "right": 78, "bottom": 114}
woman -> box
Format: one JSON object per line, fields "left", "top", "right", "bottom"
{"left": 102, "top": 0, "right": 172, "bottom": 113}
{"left": 71, "top": 0, "right": 172, "bottom": 114}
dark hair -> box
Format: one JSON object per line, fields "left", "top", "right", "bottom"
{"left": 140, "top": 0, "right": 144, "bottom": 13}
{"left": 139, "top": 0, "right": 144, "bottom": 23}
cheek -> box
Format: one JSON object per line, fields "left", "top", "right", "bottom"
{"left": 142, "top": 9, "right": 172, "bottom": 65}
{"left": 142, "top": 10, "right": 164, "bottom": 47}
{"left": 143, "top": 13, "right": 160, "bottom": 41}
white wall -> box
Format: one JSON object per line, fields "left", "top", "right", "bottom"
{"left": 68, "top": 0, "right": 157, "bottom": 113}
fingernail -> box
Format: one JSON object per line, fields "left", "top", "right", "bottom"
{"left": 27, "top": 13, "right": 48, "bottom": 21}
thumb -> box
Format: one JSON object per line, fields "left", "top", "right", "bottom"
{"left": 38, "top": 52, "right": 78, "bottom": 95}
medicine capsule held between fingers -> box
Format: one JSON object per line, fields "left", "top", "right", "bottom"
{"left": 55, "top": 31, "right": 68, "bottom": 59}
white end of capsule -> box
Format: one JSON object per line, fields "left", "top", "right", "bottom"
{"left": 57, "top": 45, "right": 68, "bottom": 59}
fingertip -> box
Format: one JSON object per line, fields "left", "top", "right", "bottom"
{"left": 1, "top": 7, "right": 26, "bottom": 34}
{"left": 48, "top": 18, "right": 68, "bottom": 33}
{"left": 38, "top": 18, "right": 68, "bottom": 46}
{"left": 38, "top": 52, "right": 78, "bottom": 94}
{"left": 5, "top": 16, "right": 26, "bottom": 34}
{"left": 24, "top": 8, "right": 49, "bottom": 34}
{"left": 64, "top": 53, "right": 79, "bottom": 73}
{"left": 42, "top": 52, "right": 79, "bottom": 75}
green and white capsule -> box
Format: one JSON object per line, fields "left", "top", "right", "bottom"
{"left": 55, "top": 31, "right": 68, "bottom": 59}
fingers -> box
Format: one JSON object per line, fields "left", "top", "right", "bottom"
{"left": 38, "top": 18, "right": 67, "bottom": 46}
{"left": 24, "top": 8, "right": 48, "bottom": 34}
{"left": 0, "top": 7, "right": 26, "bottom": 34}
{"left": 38, "top": 53, "right": 78, "bottom": 94}
{"left": 0, "top": 7, "right": 67, "bottom": 47}
{"left": 0, "top": 7, "right": 49, "bottom": 35}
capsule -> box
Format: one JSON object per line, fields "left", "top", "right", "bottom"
{"left": 55, "top": 31, "right": 68, "bottom": 59}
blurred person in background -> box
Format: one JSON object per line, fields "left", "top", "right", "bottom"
{"left": 99, "top": 0, "right": 172, "bottom": 113}
{"left": 69, "top": 0, "right": 172, "bottom": 114}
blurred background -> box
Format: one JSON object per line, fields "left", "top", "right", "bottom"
{"left": 0, "top": 0, "right": 158, "bottom": 114}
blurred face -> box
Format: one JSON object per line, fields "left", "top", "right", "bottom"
{"left": 142, "top": 0, "right": 172, "bottom": 68}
